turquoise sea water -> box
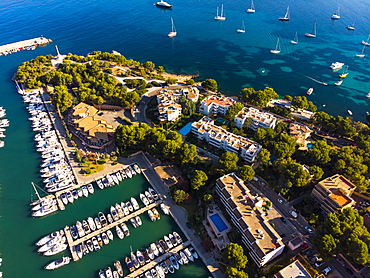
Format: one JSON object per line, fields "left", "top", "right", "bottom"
{"left": 1, "top": 0, "right": 370, "bottom": 277}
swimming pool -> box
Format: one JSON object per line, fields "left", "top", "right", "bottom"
{"left": 179, "top": 122, "right": 193, "bottom": 136}
{"left": 209, "top": 213, "right": 228, "bottom": 233}
{"left": 307, "top": 143, "right": 314, "bottom": 149}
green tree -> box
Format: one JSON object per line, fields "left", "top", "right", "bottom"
{"left": 226, "top": 102, "right": 245, "bottom": 121}
{"left": 308, "top": 140, "right": 331, "bottom": 165}
{"left": 186, "top": 79, "right": 195, "bottom": 85}
{"left": 178, "top": 144, "right": 200, "bottom": 165}
{"left": 191, "top": 170, "right": 208, "bottom": 190}
{"left": 166, "top": 78, "right": 178, "bottom": 85}
{"left": 218, "top": 152, "right": 239, "bottom": 173}
{"left": 156, "top": 66, "right": 165, "bottom": 74}
{"left": 173, "top": 189, "right": 189, "bottom": 203}
{"left": 309, "top": 165, "right": 324, "bottom": 181}
{"left": 238, "top": 165, "right": 255, "bottom": 181}
{"left": 203, "top": 193, "right": 213, "bottom": 202}
{"left": 316, "top": 234, "right": 339, "bottom": 259}
{"left": 222, "top": 243, "right": 248, "bottom": 270}
{"left": 241, "top": 87, "right": 278, "bottom": 107}
{"left": 225, "top": 267, "right": 248, "bottom": 278}
{"left": 201, "top": 79, "right": 218, "bottom": 92}
{"left": 142, "top": 61, "right": 155, "bottom": 72}
{"left": 52, "top": 85, "right": 73, "bottom": 113}
{"left": 257, "top": 148, "right": 271, "bottom": 166}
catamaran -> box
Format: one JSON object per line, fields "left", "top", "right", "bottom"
{"left": 270, "top": 38, "right": 281, "bottom": 54}
{"left": 236, "top": 20, "right": 246, "bottom": 33}
{"left": 215, "top": 4, "right": 226, "bottom": 21}
{"left": 246, "top": 0, "right": 255, "bottom": 13}
{"left": 305, "top": 21, "right": 316, "bottom": 38}
{"left": 278, "top": 6, "right": 290, "bottom": 21}
{"left": 331, "top": 7, "right": 340, "bottom": 19}
{"left": 290, "top": 32, "right": 298, "bottom": 44}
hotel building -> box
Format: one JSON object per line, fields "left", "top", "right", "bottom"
{"left": 191, "top": 117, "right": 262, "bottom": 162}
{"left": 216, "top": 173, "right": 285, "bottom": 267}
{"left": 234, "top": 107, "right": 277, "bottom": 130}
{"left": 311, "top": 174, "right": 356, "bottom": 213}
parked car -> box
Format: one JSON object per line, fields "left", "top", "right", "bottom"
{"left": 280, "top": 217, "right": 287, "bottom": 223}
{"left": 301, "top": 243, "right": 309, "bottom": 249}
{"left": 305, "top": 226, "right": 313, "bottom": 233}
{"left": 289, "top": 210, "right": 298, "bottom": 218}
{"left": 315, "top": 261, "right": 324, "bottom": 267}
{"left": 278, "top": 198, "right": 283, "bottom": 203}
{"left": 322, "top": 267, "right": 332, "bottom": 275}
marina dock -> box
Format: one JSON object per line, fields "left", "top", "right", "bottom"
{"left": 0, "top": 37, "right": 52, "bottom": 55}
{"left": 124, "top": 241, "right": 191, "bottom": 278}
{"left": 65, "top": 201, "right": 160, "bottom": 261}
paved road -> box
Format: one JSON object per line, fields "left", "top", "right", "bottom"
{"left": 131, "top": 152, "right": 225, "bottom": 278}
{"left": 250, "top": 179, "right": 315, "bottom": 244}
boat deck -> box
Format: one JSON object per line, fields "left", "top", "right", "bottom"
{"left": 0, "top": 37, "right": 52, "bottom": 53}
{"left": 124, "top": 240, "right": 191, "bottom": 278}
{"left": 65, "top": 201, "right": 160, "bottom": 261}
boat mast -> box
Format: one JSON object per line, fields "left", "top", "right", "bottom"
{"left": 31, "top": 182, "right": 42, "bottom": 201}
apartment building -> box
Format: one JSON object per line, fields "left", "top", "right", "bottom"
{"left": 234, "top": 107, "right": 277, "bottom": 130}
{"left": 199, "top": 95, "right": 235, "bottom": 115}
{"left": 216, "top": 173, "right": 285, "bottom": 267}
{"left": 311, "top": 174, "right": 356, "bottom": 213}
{"left": 191, "top": 117, "right": 262, "bottom": 162}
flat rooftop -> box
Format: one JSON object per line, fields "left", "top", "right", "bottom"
{"left": 277, "top": 260, "right": 312, "bottom": 278}
{"left": 218, "top": 173, "right": 283, "bottom": 255}
{"left": 318, "top": 174, "right": 356, "bottom": 206}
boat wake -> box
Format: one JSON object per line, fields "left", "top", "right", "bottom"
{"left": 305, "top": 76, "right": 328, "bottom": 86}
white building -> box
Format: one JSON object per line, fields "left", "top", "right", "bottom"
{"left": 234, "top": 107, "right": 277, "bottom": 130}
{"left": 156, "top": 87, "right": 199, "bottom": 122}
{"left": 216, "top": 173, "right": 285, "bottom": 267}
{"left": 199, "top": 95, "right": 235, "bottom": 115}
{"left": 191, "top": 117, "right": 262, "bottom": 162}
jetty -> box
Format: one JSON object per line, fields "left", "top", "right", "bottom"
{"left": 65, "top": 201, "right": 160, "bottom": 261}
{"left": 125, "top": 241, "right": 191, "bottom": 278}
{"left": 0, "top": 37, "right": 52, "bottom": 56}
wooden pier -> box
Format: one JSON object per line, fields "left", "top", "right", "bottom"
{"left": 124, "top": 241, "right": 191, "bottom": 278}
{"left": 65, "top": 202, "right": 160, "bottom": 261}
{"left": 0, "top": 37, "right": 52, "bottom": 54}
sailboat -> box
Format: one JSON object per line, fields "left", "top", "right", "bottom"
{"left": 270, "top": 38, "right": 281, "bottom": 54}
{"left": 246, "top": 0, "right": 255, "bottom": 13}
{"left": 354, "top": 45, "right": 366, "bottom": 58}
{"left": 236, "top": 20, "right": 246, "bottom": 33}
{"left": 167, "top": 18, "right": 177, "bottom": 38}
{"left": 331, "top": 7, "right": 340, "bottom": 19}
{"left": 339, "top": 66, "right": 349, "bottom": 78}
{"left": 215, "top": 4, "right": 226, "bottom": 21}
{"left": 346, "top": 20, "right": 355, "bottom": 30}
{"left": 361, "top": 35, "right": 370, "bottom": 46}
{"left": 305, "top": 21, "right": 316, "bottom": 38}
{"left": 290, "top": 32, "right": 298, "bottom": 44}
{"left": 278, "top": 6, "right": 290, "bottom": 21}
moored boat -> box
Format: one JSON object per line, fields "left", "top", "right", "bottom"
{"left": 184, "top": 247, "right": 194, "bottom": 261}
{"left": 102, "top": 232, "right": 110, "bottom": 245}
{"left": 87, "top": 217, "right": 96, "bottom": 231}
{"left": 43, "top": 243, "right": 68, "bottom": 256}
{"left": 114, "top": 260, "right": 124, "bottom": 277}
{"left": 136, "top": 249, "right": 145, "bottom": 266}
{"left": 160, "top": 203, "right": 170, "bottom": 215}
{"left": 44, "top": 256, "right": 71, "bottom": 270}
{"left": 130, "top": 197, "right": 140, "bottom": 210}
{"left": 107, "top": 229, "right": 114, "bottom": 241}
{"left": 170, "top": 255, "right": 179, "bottom": 270}
{"left": 87, "top": 183, "right": 94, "bottom": 194}
{"left": 180, "top": 250, "right": 189, "bottom": 264}
{"left": 116, "top": 225, "right": 124, "bottom": 239}
{"left": 140, "top": 193, "right": 150, "bottom": 206}
{"left": 164, "top": 235, "right": 173, "bottom": 249}
{"left": 135, "top": 216, "right": 142, "bottom": 226}
{"left": 121, "top": 223, "right": 130, "bottom": 237}
{"left": 306, "top": 88, "right": 313, "bottom": 95}
{"left": 189, "top": 246, "right": 198, "bottom": 259}
{"left": 125, "top": 257, "right": 135, "bottom": 273}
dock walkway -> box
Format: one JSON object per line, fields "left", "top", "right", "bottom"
{"left": 65, "top": 201, "right": 159, "bottom": 261}
{"left": 0, "top": 37, "right": 52, "bottom": 54}
{"left": 124, "top": 241, "right": 191, "bottom": 278}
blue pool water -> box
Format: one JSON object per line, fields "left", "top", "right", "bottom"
{"left": 179, "top": 122, "right": 193, "bottom": 135}
{"left": 307, "top": 143, "right": 314, "bottom": 149}
{"left": 210, "top": 213, "right": 228, "bottom": 233}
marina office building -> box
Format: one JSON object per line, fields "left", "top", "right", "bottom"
{"left": 215, "top": 173, "right": 285, "bottom": 267}
{"left": 191, "top": 116, "right": 262, "bottom": 163}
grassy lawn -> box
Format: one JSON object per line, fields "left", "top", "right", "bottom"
{"left": 81, "top": 161, "right": 105, "bottom": 175}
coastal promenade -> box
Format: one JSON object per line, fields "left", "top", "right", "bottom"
{"left": 0, "top": 37, "right": 52, "bottom": 54}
